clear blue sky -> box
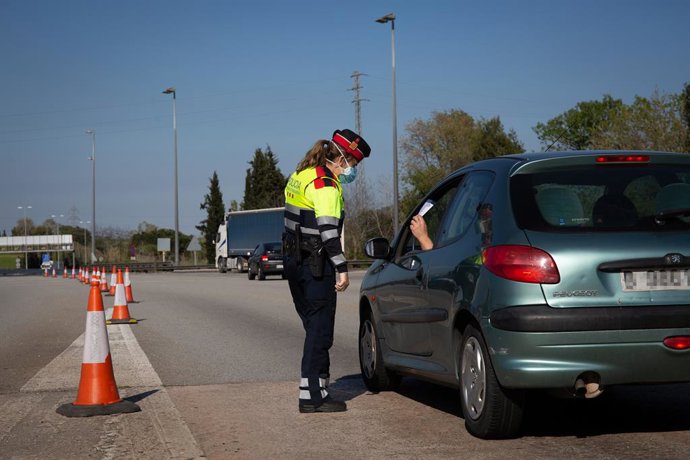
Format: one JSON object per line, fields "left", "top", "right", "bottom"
{"left": 2, "top": 0, "right": 688, "bottom": 236}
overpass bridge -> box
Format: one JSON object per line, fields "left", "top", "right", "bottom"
{"left": 0, "top": 235, "right": 74, "bottom": 269}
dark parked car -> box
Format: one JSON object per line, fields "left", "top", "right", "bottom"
{"left": 247, "top": 242, "right": 284, "bottom": 280}
{"left": 359, "top": 151, "right": 690, "bottom": 439}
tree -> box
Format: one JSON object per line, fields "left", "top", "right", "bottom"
{"left": 196, "top": 171, "right": 225, "bottom": 264}
{"left": 241, "top": 146, "right": 285, "bottom": 210}
{"left": 533, "top": 95, "right": 623, "bottom": 150}
{"left": 11, "top": 218, "right": 34, "bottom": 237}
{"left": 590, "top": 90, "right": 687, "bottom": 151}
{"left": 681, "top": 82, "right": 690, "bottom": 150}
{"left": 400, "top": 109, "right": 523, "bottom": 217}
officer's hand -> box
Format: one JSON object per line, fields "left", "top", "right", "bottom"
{"left": 335, "top": 272, "right": 350, "bottom": 292}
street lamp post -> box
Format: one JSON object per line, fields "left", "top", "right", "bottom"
{"left": 376, "top": 13, "right": 399, "bottom": 236}
{"left": 17, "top": 205, "right": 32, "bottom": 269}
{"left": 79, "top": 221, "right": 90, "bottom": 264}
{"left": 162, "top": 87, "right": 180, "bottom": 266}
{"left": 51, "top": 214, "right": 64, "bottom": 269}
{"left": 86, "top": 129, "right": 96, "bottom": 263}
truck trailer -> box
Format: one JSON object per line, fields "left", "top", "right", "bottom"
{"left": 215, "top": 207, "right": 284, "bottom": 273}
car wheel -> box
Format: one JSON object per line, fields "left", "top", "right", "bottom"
{"left": 459, "top": 323, "right": 524, "bottom": 439}
{"left": 258, "top": 266, "right": 265, "bottom": 280}
{"left": 248, "top": 264, "right": 255, "bottom": 280}
{"left": 359, "top": 311, "right": 400, "bottom": 392}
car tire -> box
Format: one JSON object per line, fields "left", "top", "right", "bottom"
{"left": 258, "top": 266, "right": 265, "bottom": 281}
{"left": 218, "top": 257, "right": 227, "bottom": 274}
{"left": 459, "top": 323, "right": 525, "bottom": 439}
{"left": 359, "top": 311, "right": 400, "bottom": 392}
{"left": 248, "top": 265, "right": 256, "bottom": 280}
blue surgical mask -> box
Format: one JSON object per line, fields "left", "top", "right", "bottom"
{"left": 339, "top": 164, "right": 357, "bottom": 184}
{"left": 330, "top": 143, "right": 358, "bottom": 184}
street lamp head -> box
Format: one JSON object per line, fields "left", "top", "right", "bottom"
{"left": 376, "top": 13, "right": 395, "bottom": 23}
{"left": 162, "top": 87, "right": 176, "bottom": 95}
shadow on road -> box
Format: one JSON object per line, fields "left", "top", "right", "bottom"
{"left": 523, "top": 383, "right": 690, "bottom": 437}
{"left": 338, "top": 374, "right": 690, "bottom": 438}
{"left": 125, "top": 388, "right": 160, "bottom": 404}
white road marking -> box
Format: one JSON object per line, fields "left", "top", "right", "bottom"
{"left": 15, "top": 308, "right": 204, "bottom": 459}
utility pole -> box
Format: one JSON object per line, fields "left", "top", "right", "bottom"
{"left": 349, "top": 71, "right": 369, "bottom": 135}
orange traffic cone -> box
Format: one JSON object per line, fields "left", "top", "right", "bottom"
{"left": 108, "top": 265, "right": 117, "bottom": 296}
{"left": 83, "top": 267, "right": 91, "bottom": 285}
{"left": 124, "top": 266, "right": 135, "bottom": 303}
{"left": 107, "top": 269, "right": 137, "bottom": 325}
{"left": 56, "top": 281, "right": 140, "bottom": 417}
{"left": 71, "top": 266, "right": 76, "bottom": 279}
{"left": 100, "top": 266, "right": 109, "bottom": 293}
{"left": 52, "top": 268, "right": 57, "bottom": 278}
{"left": 63, "top": 267, "right": 68, "bottom": 279}
{"left": 43, "top": 268, "right": 48, "bottom": 278}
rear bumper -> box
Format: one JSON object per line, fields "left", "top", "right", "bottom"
{"left": 483, "top": 316, "right": 690, "bottom": 389}
{"left": 259, "top": 262, "right": 283, "bottom": 274}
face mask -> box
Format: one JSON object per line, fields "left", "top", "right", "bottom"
{"left": 331, "top": 143, "right": 358, "bottom": 184}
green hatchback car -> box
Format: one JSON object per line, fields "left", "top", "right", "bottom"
{"left": 359, "top": 151, "right": 690, "bottom": 439}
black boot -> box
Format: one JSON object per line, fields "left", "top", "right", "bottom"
{"left": 299, "top": 396, "right": 347, "bottom": 413}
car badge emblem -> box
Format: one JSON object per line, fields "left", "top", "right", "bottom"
{"left": 665, "top": 253, "right": 683, "bottom": 265}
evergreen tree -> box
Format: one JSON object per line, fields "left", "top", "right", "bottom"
{"left": 196, "top": 171, "right": 225, "bottom": 264}
{"left": 241, "top": 146, "right": 286, "bottom": 209}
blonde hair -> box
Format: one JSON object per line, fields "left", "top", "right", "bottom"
{"left": 295, "top": 140, "right": 358, "bottom": 173}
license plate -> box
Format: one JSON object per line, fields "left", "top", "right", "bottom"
{"left": 277, "top": 264, "right": 283, "bottom": 269}
{"left": 621, "top": 270, "right": 690, "bottom": 291}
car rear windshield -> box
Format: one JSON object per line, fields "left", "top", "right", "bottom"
{"left": 511, "top": 164, "right": 690, "bottom": 232}
{"left": 264, "top": 242, "right": 282, "bottom": 253}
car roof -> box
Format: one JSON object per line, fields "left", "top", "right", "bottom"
{"left": 501, "top": 150, "right": 689, "bottom": 162}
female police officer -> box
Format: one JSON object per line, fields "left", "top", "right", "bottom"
{"left": 283, "top": 129, "right": 370, "bottom": 413}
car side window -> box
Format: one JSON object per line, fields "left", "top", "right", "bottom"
{"left": 395, "top": 178, "right": 461, "bottom": 259}
{"left": 436, "top": 172, "right": 494, "bottom": 247}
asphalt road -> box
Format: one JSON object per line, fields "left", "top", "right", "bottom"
{"left": 2, "top": 271, "right": 690, "bottom": 459}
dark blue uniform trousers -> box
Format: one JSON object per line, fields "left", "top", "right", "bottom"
{"left": 284, "top": 253, "right": 337, "bottom": 406}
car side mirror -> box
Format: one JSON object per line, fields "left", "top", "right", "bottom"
{"left": 364, "top": 237, "right": 390, "bottom": 259}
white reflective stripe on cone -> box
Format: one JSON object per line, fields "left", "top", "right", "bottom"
{"left": 82, "top": 311, "right": 109, "bottom": 363}
{"left": 114, "top": 283, "right": 127, "bottom": 306}
{"left": 124, "top": 270, "right": 131, "bottom": 287}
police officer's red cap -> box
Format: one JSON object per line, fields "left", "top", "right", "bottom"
{"left": 332, "top": 129, "right": 371, "bottom": 162}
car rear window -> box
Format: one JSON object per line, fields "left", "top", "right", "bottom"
{"left": 264, "top": 242, "right": 282, "bottom": 253}
{"left": 511, "top": 164, "right": 690, "bottom": 232}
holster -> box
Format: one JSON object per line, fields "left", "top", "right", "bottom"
{"left": 301, "top": 237, "right": 325, "bottom": 279}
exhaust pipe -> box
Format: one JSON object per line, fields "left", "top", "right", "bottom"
{"left": 574, "top": 372, "right": 603, "bottom": 399}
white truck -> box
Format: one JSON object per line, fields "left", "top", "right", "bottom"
{"left": 215, "top": 207, "right": 284, "bottom": 273}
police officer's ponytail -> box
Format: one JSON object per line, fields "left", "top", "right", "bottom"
{"left": 296, "top": 140, "right": 340, "bottom": 172}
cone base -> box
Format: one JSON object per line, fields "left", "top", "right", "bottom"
{"left": 106, "top": 318, "right": 138, "bottom": 324}
{"left": 56, "top": 399, "right": 141, "bottom": 417}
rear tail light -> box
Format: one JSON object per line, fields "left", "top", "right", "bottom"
{"left": 482, "top": 245, "right": 560, "bottom": 284}
{"left": 663, "top": 336, "right": 690, "bottom": 350}
{"left": 260, "top": 255, "right": 268, "bottom": 262}
{"left": 596, "top": 154, "right": 649, "bottom": 163}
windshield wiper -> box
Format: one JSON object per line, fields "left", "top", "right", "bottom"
{"left": 655, "top": 208, "right": 690, "bottom": 223}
